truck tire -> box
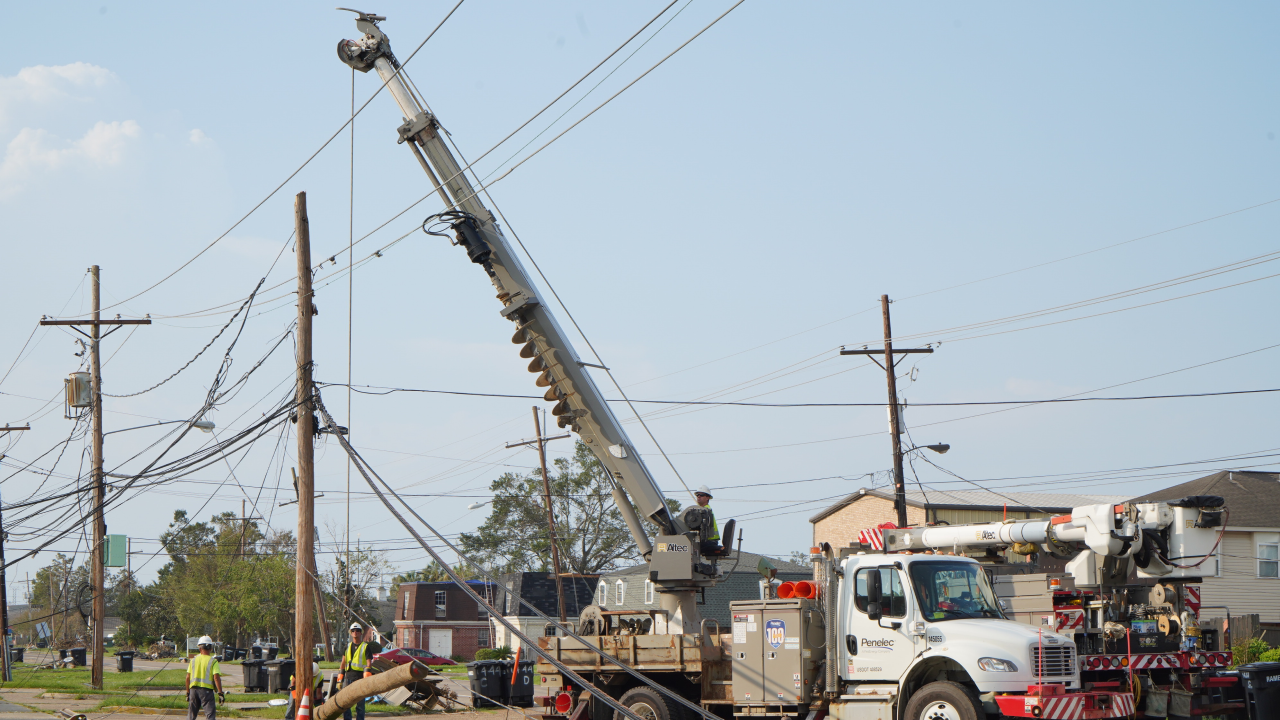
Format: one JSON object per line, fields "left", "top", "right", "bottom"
{"left": 902, "top": 681, "right": 983, "bottom": 720}
{"left": 613, "top": 686, "right": 686, "bottom": 720}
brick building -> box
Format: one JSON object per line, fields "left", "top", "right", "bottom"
{"left": 393, "top": 580, "right": 498, "bottom": 660}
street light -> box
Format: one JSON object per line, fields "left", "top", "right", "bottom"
{"left": 904, "top": 443, "right": 949, "bottom": 455}
{"left": 467, "top": 500, "right": 492, "bottom": 510}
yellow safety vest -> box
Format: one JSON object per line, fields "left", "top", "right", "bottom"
{"left": 344, "top": 642, "right": 370, "bottom": 672}
{"left": 707, "top": 506, "right": 720, "bottom": 542}
{"left": 188, "top": 653, "right": 221, "bottom": 690}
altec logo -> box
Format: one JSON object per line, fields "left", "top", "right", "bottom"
{"left": 974, "top": 530, "right": 997, "bottom": 541}
{"left": 861, "top": 638, "right": 895, "bottom": 648}
{"left": 656, "top": 543, "right": 689, "bottom": 553}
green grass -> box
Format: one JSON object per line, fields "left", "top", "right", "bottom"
{"left": 0, "top": 666, "right": 190, "bottom": 693}
{"left": 95, "top": 693, "right": 285, "bottom": 718}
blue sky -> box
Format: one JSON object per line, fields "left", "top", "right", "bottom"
{"left": 1, "top": 2, "right": 1277, "bottom": 594}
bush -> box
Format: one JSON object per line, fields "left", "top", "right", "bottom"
{"left": 1260, "top": 647, "right": 1280, "bottom": 663}
{"left": 1229, "top": 638, "right": 1271, "bottom": 667}
{"left": 475, "top": 645, "right": 514, "bottom": 661}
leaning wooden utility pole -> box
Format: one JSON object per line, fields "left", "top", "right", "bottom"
{"left": 294, "top": 193, "right": 316, "bottom": 695}
{"left": 839, "top": 295, "right": 933, "bottom": 528}
{"left": 534, "top": 408, "right": 568, "bottom": 623}
{"left": 506, "top": 412, "right": 571, "bottom": 622}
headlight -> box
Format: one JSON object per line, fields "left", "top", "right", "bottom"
{"left": 977, "top": 657, "right": 1018, "bottom": 672}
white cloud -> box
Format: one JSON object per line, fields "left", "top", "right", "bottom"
{"left": 0, "top": 63, "right": 118, "bottom": 120}
{"left": 188, "top": 128, "right": 211, "bottom": 146}
{"left": 0, "top": 120, "right": 141, "bottom": 195}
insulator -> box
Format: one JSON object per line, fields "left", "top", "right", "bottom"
{"left": 519, "top": 341, "right": 538, "bottom": 358}
{"left": 552, "top": 398, "right": 570, "bottom": 416}
{"left": 511, "top": 326, "right": 531, "bottom": 344}
{"left": 527, "top": 357, "right": 545, "bottom": 373}
{"left": 535, "top": 370, "right": 554, "bottom": 388}
{"left": 544, "top": 387, "right": 563, "bottom": 402}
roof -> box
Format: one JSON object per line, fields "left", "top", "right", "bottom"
{"left": 809, "top": 487, "right": 1127, "bottom": 524}
{"left": 495, "top": 571, "right": 599, "bottom": 618}
{"left": 609, "top": 549, "right": 810, "bottom": 577}
{"left": 1129, "top": 471, "right": 1280, "bottom": 529}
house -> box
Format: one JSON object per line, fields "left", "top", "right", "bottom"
{"left": 489, "top": 572, "right": 599, "bottom": 651}
{"left": 1129, "top": 470, "right": 1280, "bottom": 623}
{"left": 595, "top": 550, "right": 811, "bottom": 630}
{"left": 809, "top": 487, "right": 1127, "bottom": 555}
{"left": 393, "top": 580, "right": 499, "bottom": 660}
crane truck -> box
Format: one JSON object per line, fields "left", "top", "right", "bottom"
{"left": 336, "top": 13, "right": 1247, "bottom": 720}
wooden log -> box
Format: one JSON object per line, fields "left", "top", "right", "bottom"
{"left": 314, "top": 662, "right": 428, "bottom": 720}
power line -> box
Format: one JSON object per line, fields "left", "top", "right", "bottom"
{"left": 321, "top": 380, "right": 1280, "bottom": 408}
{"left": 87, "top": 1, "right": 468, "bottom": 316}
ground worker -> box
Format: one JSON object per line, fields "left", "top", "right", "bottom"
{"left": 185, "top": 636, "right": 224, "bottom": 720}
{"left": 285, "top": 661, "right": 324, "bottom": 720}
{"left": 339, "top": 622, "right": 381, "bottom": 720}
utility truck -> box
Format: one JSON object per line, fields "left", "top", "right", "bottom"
{"left": 336, "top": 13, "right": 1244, "bottom": 719}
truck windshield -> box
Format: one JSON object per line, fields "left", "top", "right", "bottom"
{"left": 907, "top": 562, "right": 1004, "bottom": 622}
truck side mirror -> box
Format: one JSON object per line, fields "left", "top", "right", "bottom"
{"left": 866, "top": 571, "right": 883, "bottom": 621}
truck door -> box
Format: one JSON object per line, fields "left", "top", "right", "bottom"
{"left": 843, "top": 565, "right": 918, "bottom": 682}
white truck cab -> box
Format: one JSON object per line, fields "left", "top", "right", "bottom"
{"left": 834, "top": 553, "right": 1078, "bottom": 719}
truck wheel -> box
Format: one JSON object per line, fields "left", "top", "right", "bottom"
{"left": 902, "top": 681, "right": 982, "bottom": 720}
{"left": 613, "top": 686, "right": 686, "bottom": 720}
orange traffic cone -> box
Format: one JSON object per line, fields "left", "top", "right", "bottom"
{"left": 297, "top": 689, "right": 312, "bottom": 720}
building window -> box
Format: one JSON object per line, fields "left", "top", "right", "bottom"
{"left": 403, "top": 591, "right": 409, "bottom": 620}
{"left": 596, "top": 580, "right": 607, "bottom": 607}
{"left": 1259, "top": 533, "right": 1279, "bottom": 578}
{"left": 435, "top": 591, "right": 447, "bottom": 617}
{"left": 477, "top": 628, "right": 490, "bottom": 648}
{"left": 615, "top": 580, "right": 626, "bottom": 605}
{"left": 644, "top": 580, "right": 654, "bottom": 605}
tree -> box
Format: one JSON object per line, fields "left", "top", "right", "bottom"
{"left": 388, "top": 561, "right": 478, "bottom": 600}
{"left": 459, "top": 442, "right": 680, "bottom": 575}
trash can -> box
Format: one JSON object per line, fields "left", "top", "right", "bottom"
{"left": 58, "top": 649, "right": 68, "bottom": 660}
{"left": 503, "top": 659, "right": 536, "bottom": 708}
{"left": 263, "top": 660, "right": 284, "bottom": 694}
{"left": 69, "top": 648, "right": 87, "bottom": 666}
{"left": 1239, "top": 662, "right": 1280, "bottom": 720}
{"left": 267, "top": 646, "right": 279, "bottom": 661}
{"left": 222, "top": 647, "right": 234, "bottom": 662}
{"left": 278, "top": 659, "right": 296, "bottom": 691}
{"left": 466, "top": 660, "right": 506, "bottom": 708}
{"left": 10, "top": 647, "right": 23, "bottom": 663}
{"left": 241, "top": 659, "right": 267, "bottom": 692}
{"left": 234, "top": 647, "right": 247, "bottom": 661}
{"left": 115, "top": 651, "right": 135, "bottom": 673}
{"left": 251, "top": 645, "right": 263, "bottom": 660}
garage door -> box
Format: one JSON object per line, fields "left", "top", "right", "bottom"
{"left": 428, "top": 629, "right": 452, "bottom": 657}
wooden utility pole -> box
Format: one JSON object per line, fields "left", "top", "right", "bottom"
{"left": 42, "top": 268, "right": 150, "bottom": 689}
{"left": 506, "top": 412, "right": 571, "bottom": 622}
{"left": 294, "top": 192, "right": 316, "bottom": 697}
{"left": 840, "top": 295, "right": 933, "bottom": 528}
{"left": 0, "top": 424, "right": 29, "bottom": 681}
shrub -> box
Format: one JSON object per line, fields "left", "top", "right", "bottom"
{"left": 475, "top": 645, "right": 514, "bottom": 661}
{"left": 1229, "top": 638, "right": 1271, "bottom": 667}
{"left": 1260, "top": 647, "right": 1280, "bottom": 663}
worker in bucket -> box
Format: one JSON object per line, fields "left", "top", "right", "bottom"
{"left": 285, "top": 662, "right": 324, "bottom": 720}
{"left": 682, "top": 486, "right": 732, "bottom": 557}
{"left": 185, "top": 636, "right": 224, "bottom": 720}
{"left": 339, "top": 622, "right": 381, "bottom": 720}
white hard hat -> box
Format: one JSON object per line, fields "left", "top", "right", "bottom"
{"left": 349, "top": 622, "right": 363, "bottom": 631}
{"left": 313, "top": 662, "right": 321, "bottom": 674}
{"left": 695, "top": 485, "right": 713, "bottom": 498}
{"left": 198, "top": 636, "right": 214, "bottom": 647}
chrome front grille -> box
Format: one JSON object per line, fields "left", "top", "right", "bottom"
{"left": 1032, "top": 645, "right": 1075, "bottom": 677}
